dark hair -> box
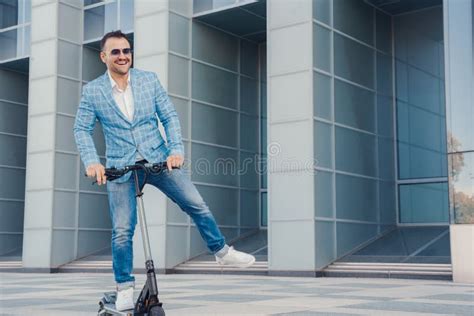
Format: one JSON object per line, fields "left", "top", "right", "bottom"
{"left": 100, "top": 30, "right": 130, "bottom": 51}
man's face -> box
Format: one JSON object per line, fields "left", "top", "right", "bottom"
{"left": 100, "top": 37, "right": 132, "bottom": 76}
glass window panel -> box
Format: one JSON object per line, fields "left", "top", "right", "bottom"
{"left": 23, "top": 24, "right": 30, "bottom": 56}
{"left": 315, "top": 170, "right": 333, "bottom": 218}
{"left": 376, "top": 10, "right": 391, "bottom": 54}
{"left": 261, "top": 153, "right": 267, "bottom": 189}
{"left": 0, "top": 28, "right": 17, "bottom": 61}
{"left": 313, "top": 24, "right": 331, "bottom": 72}
{"left": 313, "top": 72, "right": 332, "bottom": 120}
{"left": 377, "top": 52, "right": 393, "bottom": 97}
{"left": 240, "top": 114, "right": 258, "bottom": 152}
{"left": 399, "top": 182, "right": 449, "bottom": 223}
{"left": 449, "top": 152, "right": 474, "bottom": 224}
{"left": 240, "top": 151, "right": 258, "bottom": 189}
{"left": 334, "top": 33, "right": 374, "bottom": 89}
{"left": 336, "top": 174, "right": 377, "bottom": 222}
{"left": 377, "top": 95, "right": 393, "bottom": 138}
{"left": 336, "top": 126, "right": 376, "bottom": 177}
{"left": 169, "top": 54, "right": 189, "bottom": 97}
{"left": 0, "top": 0, "right": 18, "bottom": 29}
{"left": 58, "top": 40, "right": 81, "bottom": 78}
{"left": 84, "top": 2, "right": 117, "bottom": 42}
{"left": 241, "top": 39, "right": 258, "bottom": 78}
{"left": 379, "top": 181, "right": 396, "bottom": 224}
{"left": 334, "top": 79, "right": 375, "bottom": 132}
{"left": 378, "top": 137, "right": 395, "bottom": 181}
{"left": 120, "top": 0, "right": 134, "bottom": 32}
{"left": 336, "top": 222, "right": 377, "bottom": 257}
{"left": 315, "top": 221, "right": 335, "bottom": 269}
{"left": 193, "top": 0, "right": 213, "bottom": 13}
{"left": 84, "top": 0, "right": 104, "bottom": 6}
{"left": 198, "top": 185, "right": 238, "bottom": 226}
{"left": 240, "top": 76, "right": 258, "bottom": 115}
{"left": 192, "top": 61, "right": 238, "bottom": 109}
{"left": 0, "top": 134, "right": 26, "bottom": 167}
{"left": 333, "top": 0, "right": 374, "bottom": 46}
{"left": 398, "top": 143, "right": 445, "bottom": 179}
{"left": 240, "top": 190, "right": 259, "bottom": 227}
{"left": 191, "top": 101, "right": 237, "bottom": 147}
{"left": 313, "top": 0, "right": 330, "bottom": 25}
{"left": 314, "top": 120, "right": 333, "bottom": 169}
{"left": 24, "top": 0, "right": 31, "bottom": 23}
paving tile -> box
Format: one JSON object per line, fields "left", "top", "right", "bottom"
{"left": 420, "top": 293, "right": 474, "bottom": 302}
{"left": 345, "top": 301, "right": 474, "bottom": 315}
{"left": 178, "top": 293, "right": 281, "bottom": 303}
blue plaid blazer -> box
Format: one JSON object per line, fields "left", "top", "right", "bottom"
{"left": 73, "top": 68, "right": 184, "bottom": 183}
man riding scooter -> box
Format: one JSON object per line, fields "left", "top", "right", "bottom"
{"left": 73, "top": 30, "right": 255, "bottom": 311}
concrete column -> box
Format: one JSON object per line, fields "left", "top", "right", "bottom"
{"left": 443, "top": 0, "right": 474, "bottom": 283}
{"left": 267, "top": 0, "right": 316, "bottom": 275}
{"left": 23, "top": 0, "right": 83, "bottom": 269}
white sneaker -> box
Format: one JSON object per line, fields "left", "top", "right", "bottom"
{"left": 215, "top": 246, "right": 256, "bottom": 268}
{"left": 115, "top": 286, "right": 134, "bottom": 311}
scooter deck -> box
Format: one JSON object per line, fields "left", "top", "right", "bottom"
{"left": 98, "top": 291, "right": 134, "bottom": 316}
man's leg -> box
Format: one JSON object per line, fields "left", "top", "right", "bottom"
{"left": 106, "top": 177, "right": 137, "bottom": 288}
{"left": 148, "top": 168, "right": 226, "bottom": 253}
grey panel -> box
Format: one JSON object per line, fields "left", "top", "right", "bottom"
{"left": 240, "top": 151, "right": 258, "bottom": 189}
{"left": 79, "top": 158, "right": 107, "bottom": 193}
{"left": 58, "top": 40, "right": 81, "bottom": 79}
{"left": 240, "top": 189, "right": 259, "bottom": 227}
{"left": 53, "top": 191, "right": 77, "bottom": 228}
{"left": 315, "top": 220, "right": 335, "bottom": 269}
{"left": 169, "top": 54, "right": 189, "bottom": 97}
{"left": 313, "top": 24, "right": 331, "bottom": 72}
{"left": 191, "top": 142, "right": 238, "bottom": 187}
{"left": 192, "top": 62, "right": 238, "bottom": 109}
{"left": 315, "top": 170, "right": 333, "bottom": 218}
{"left": 196, "top": 184, "right": 238, "bottom": 226}
{"left": 189, "top": 226, "right": 208, "bottom": 257}
{"left": 399, "top": 182, "right": 449, "bottom": 223}
{"left": 192, "top": 21, "right": 238, "bottom": 72}
{"left": 0, "top": 101, "right": 27, "bottom": 135}
{"left": 79, "top": 192, "right": 111, "bottom": 229}
{"left": 0, "top": 234, "right": 22, "bottom": 256}
{"left": 191, "top": 101, "right": 237, "bottom": 147}
{"left": 0, "top": 201, "right": 24, "bottom": 232}
{"left": 169, "top": 97, "right": 189, "bottom": 139}
{"left": 337, "top": 222, "right": 377, "bottom": 257}
{"left": 77, "top": 230, "right": 111, "bottom": 258}
{"left": 313, "top": 72, "right": 332, "bottom": 120}
{"left": 313, "top": 0, "right": 331, "bottom": 25}
{"left": 240, "top": 76, "right": 258, "bottom": 115}
{"left": 376, "top": 10, "right": 391, "bottom": 54}
{"left": 84, "top": 3, "right": 117, "bottom": 42}
{"left": 240, "top": 40, "right": 258, "bottom": 78}
{"left": 82, "top": 46, "right": 106, "bottom": 82}
{"left": 333, "top": 0, "right": 374, "bottom": 45}
{"left": 336, "top": 173, "right": 377, "bottom": 222}
{"left": 377, "top": 52, "right": 393, "bottom": 97}
{"left": 57, "top": 77, "right": 81, "bottom": 115}
{"left": 54, "top": 153, "right": 78, "bottom": 191}
{"left": 169, "top": 13, "right": 190, "bottom": 56}
{"left": 51, "top": 230, "right": 75, "bottom": 266}
{"left": 119, "top": 0, "right": 134, "bottom": 32}
{"left": 314, "top": 120, "right": 333, "bottom": 169}
{"left": 240, "top": 114, "right": 259, "bottom": 153}
{"left": 166, "top": 225, "right": 188, "bottom": 266}
{"left": 334, "top": 79, "right": 375, "bottom": 132}
{"left": 58, "top": 3, "right": 81, "bottom": 43}
{"left": 92, "top": 122, "right": 106, "bottom": 157}
{"left": 334, "top": 33, "right": 374, "bottom": 89}
{"left": 336, "top": 126, "right": 376, "bottom": 177}
{"left": 0, "top": 167, "right": 25, "bottom": 199}
{"left": 0, "top": 134, "right": 26, "bottom": 167}
{"left": 56, "top": 115, "right": 77, "bottom": 152}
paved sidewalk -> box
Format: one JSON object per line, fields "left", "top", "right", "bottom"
{"left": 0, "top": 273, "right": 473, "bottom": 315}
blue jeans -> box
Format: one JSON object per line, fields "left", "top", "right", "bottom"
{"left": 106, "top": 167, "right": 226, "bottom": 285}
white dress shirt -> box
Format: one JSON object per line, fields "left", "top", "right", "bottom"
{"left": 108, "top": 71, "right": 143, "bottom": 161}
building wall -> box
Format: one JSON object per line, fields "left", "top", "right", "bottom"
{"left": 0, "top": 68, "right": 28, "bottom": 256}
{"left": 394, "top": 7, "right": 449, "bottom": 224}
{"left": 311, "top": 0, "right": 397, "bottom": 269}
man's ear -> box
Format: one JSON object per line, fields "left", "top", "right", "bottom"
{"left": 99, "top": 51, "right": 106, "bottom": 63}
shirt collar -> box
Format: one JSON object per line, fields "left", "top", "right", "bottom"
{"left": 107, "top": 70, "right": 130, "bottom": 91}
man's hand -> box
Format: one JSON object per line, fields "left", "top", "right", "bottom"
{"left": 166, "top": 155, "right": 184, "bottom": 171}
{"left": 86, "top": 163, "right": 106, "bottom": 185}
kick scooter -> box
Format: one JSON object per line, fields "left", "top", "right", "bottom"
{"left": 96, "top": 161, "right": 176, "bottom": 316}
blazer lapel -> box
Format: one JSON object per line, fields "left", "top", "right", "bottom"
{"left": 99, "top": 71, "right": 131, "bottom": 123}
{"left": 130, "top": 69, "right": 142, "bottom": 126}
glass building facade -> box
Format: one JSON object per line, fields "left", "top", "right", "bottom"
{"left": 0, "top": 0, "right": 472, "bottom": 280}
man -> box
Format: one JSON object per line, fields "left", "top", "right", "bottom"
{"left": 73, "top": 30, "right": 255, "bottom": 311}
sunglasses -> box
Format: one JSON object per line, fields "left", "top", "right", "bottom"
{"left": 109, "top": 48, "right": 133, "bottom": 56}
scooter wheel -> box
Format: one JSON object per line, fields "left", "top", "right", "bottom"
{"left": 148, "top": 305, "right": 165, "bottom": 316}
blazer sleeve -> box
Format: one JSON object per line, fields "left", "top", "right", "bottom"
{"left": 153, "top": 73, "right": 185, "bottom": 157}
{"left": 73, "top": 85, "right": 100, "bottom": 168}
